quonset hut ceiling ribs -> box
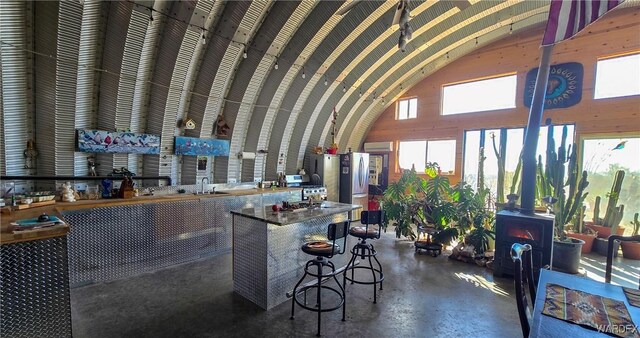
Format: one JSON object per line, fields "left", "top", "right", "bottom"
{"left": 2, "top": 0, "right": 637, "bottom": 185}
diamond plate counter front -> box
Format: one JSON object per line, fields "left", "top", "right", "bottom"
{"left": 232, "top": 202, "right": 357, "bottom": 310}
{"left": 0, "top": 236, "right": 72, "bottom": 338}
{"left": 63, "top": 190, "right": 300, "bottom": 287}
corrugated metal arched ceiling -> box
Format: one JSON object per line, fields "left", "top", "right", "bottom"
{"left": 2, "top": 0, "right": 638, "bottom": 184}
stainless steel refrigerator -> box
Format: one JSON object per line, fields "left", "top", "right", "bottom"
{"left": 309, "top": 153, "right": 340, "bottom": 202}
{"left": 339, "top": 152, "right": 369, "bottom": 220}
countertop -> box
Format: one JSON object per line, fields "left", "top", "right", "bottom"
{"left": 230, "top": 201, "right": 359, "bottom": 226}
{"left": 0, "top": 187, "right": 300, "bottom": 245}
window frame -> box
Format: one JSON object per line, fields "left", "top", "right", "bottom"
{"left": 396, "top": 138, "right": 457, "bottom": 175}
{"left": 441, "top": 72, "right": 518, "bottom": 116}
{"left": 396, "top": 97, "right": 418, "bottom": 120}
{"left": 593, "top": 51, "right": 640, "bottom": 100}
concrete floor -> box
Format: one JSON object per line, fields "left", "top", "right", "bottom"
{"left": 71, "top": 231, "right": 522, "bottom": 338}
{"left": 71, "top": 233, "right": 639, "bottom": 338}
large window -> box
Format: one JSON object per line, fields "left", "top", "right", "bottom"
{"left": 398, "top": 139, "right": 456, "bottom": 174}
{"left": 397, "top": 97, "right": 417, "bottom": 120}
{"left": 462, "top": 124, "right": 574, "bottom": 199}
{"left": 581, "top": 136, "right": 640, "bottom": 233}
{"left": 442, "top": 74, "right": 517, "bottom": 115}
{"left": 594, "top": 53, "right": 640, "bottom": 99}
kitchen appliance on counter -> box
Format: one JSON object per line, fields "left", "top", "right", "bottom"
{"left": 301, "top": 185, "right": 327, "bottom": 201}
{"left": 339, "top": 152, "right": 369, "bottom": 220}
{"left": 308, "top": 154, "right": 339, "bottom": 202}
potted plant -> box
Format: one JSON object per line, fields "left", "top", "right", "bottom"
{"left": 381, "top": 164, "right": 458, "bottom": 248}
{"left": 621, "top": 213, "right": 640, "bottom": 259}
{"left": 566, "top": 205, "right": 598, "bottom": 254}
{"left": 587, "top": 170, "right": 626, "bottom": 256}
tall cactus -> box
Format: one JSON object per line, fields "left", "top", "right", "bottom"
{"left": 593, "top": 196, "right": 601, "bottom": 223}
{"left": 477, "top": 146, "right": 486, "bottom": 192}
{"left": 491, "top": 129, "right": 508, "bottom": 203}
{"left": 631, "top": 212, "right": 639, "bottom": 236}
{"left": 603, "top": 170, "right": 625, "bottom": 228}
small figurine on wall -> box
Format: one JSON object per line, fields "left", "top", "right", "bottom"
{"left": 87, "top": 156, "right": 99, "bottom": 176}
{"left": 61, "top": 182, "right": 76, "bottom": 202}
{"left": 216, "top": 114, "right": 231, "bottom": 137}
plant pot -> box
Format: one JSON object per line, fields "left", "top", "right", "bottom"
{"left": 592, "top": 237, "right": 620, "bottom": 257}
{"left": 621, "top": 241, "right": 640, "bottom": 260}
{"left": 566, "top": 232, "right": 597, "bottom": 254}
{"left": 552, "top": 238, "right": 584, "bottom": 274}
{"left": 587, "top": 224, "right": 626, "bottom": 238}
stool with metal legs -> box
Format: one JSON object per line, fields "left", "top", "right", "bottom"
{"left": 343, "top": 210, "right": 384, "bottom": 304}
{"left": 290, "top": 220, "right": 350, "bottom": 336}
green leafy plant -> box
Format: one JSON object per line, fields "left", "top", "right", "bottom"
{"left": 466, "top": 226, "right": 496, "bottom": 255}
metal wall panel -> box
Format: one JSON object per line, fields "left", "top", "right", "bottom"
{"left": 275, "top": 2, "right": 389, "bottom": 173}
{"left": 74, "top": 1, "right": 106, "bottom": 176}
{"left": 33, "top": 1, "right": 59, "bottom": 182}
{"left": 0, "top": 62, "right": 4, "bottom": 176}
{"left": 0, "top": 1, "right": 29, "bottom": 179}
{"left": 131, "top": 1, "right": 171, "bottom": 180}
{"left": 55, "top": 1, "right": 83, "bottom": 176}
{"left": 222, "top": 1, "right": 317, "bottom": 182}
{"left": 143, "top": 2, "right": 194, "bottom": 182}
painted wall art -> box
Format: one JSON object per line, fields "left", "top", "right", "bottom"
{"left": 524, "top": 62, "right": 583, "bottom": 109}
{"left": 77, "top": 129, "right": 160, "bottom": 154}
{"left": 174, "top": 137, "right": 230, "bottom": 156}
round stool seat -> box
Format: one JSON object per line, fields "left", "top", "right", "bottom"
{"left": 349, "top": 226, "right": 379, "bottom": 239}
{"left": 302, "top": 241, "right": 340, "bottom": 256}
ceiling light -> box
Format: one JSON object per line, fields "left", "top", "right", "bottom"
{"left": 324, "top": 76, "right": 328, "bottom": 86}
{"left": 359, "top": 88, "right": 362, "bottom": 97}
{"left": 509, "top": 23, "right": 513, "bottom": 34}
{"left": 202, "top": 32, "right": 206, "bottom": 45}
{"left": 274, "top": 61, "right": 278, "bottom": 70}
{"left": 342, "top": 84, "right": 346, "bottom": 93}
{"left": 243, "top": 48, "right": 248, "bottom": 59}
{"left": 302, "top": 68, "right": 306, "bottom": 79}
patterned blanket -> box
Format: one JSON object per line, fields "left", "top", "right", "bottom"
{"left": 542, "top": 283, "right": 639, "bottom": 338}
{"left": 624, "top": 288, "right": 640, "bottom": 308}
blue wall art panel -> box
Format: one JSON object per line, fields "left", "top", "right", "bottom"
{"left": 174, "top": 137, "right": 230, "bottom": 156}
{"left": 524, "top": 62, "right": 583, "bottom": 110}
{"left": 77, "top": 130, "right": 160, "bottom": 154}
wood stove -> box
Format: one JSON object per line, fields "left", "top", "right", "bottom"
{"left": 493, "top": 210, "right": 555, "bottom": 281}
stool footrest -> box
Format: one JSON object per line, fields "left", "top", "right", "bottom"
{"left": 292, "top": 285, "right": 344, "bottom": 313}
{"left": 343, "top": 266, "right": 384, "bottom": 285}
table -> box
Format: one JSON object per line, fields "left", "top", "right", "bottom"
{"left": 530, "top": 269, "right": 640, "bottom": 337}
{"left": 231, "top": 201, "right": 359, "bottom": 310}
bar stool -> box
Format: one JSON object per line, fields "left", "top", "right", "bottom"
{"left": 290, "top": 220, "right": 350, "bottom": 336}
{"left": 343, "top": 210, "right": 384, "bottom": 304}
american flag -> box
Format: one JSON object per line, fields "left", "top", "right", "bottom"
{"left": 542, "top": 0, "right": 625, "bottom": 46}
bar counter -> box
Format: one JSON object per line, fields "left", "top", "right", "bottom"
{"left": 1, "top": 187, "right": 302, "bottom": 337}
{"left": 231, "top": 201, "right": 359, "bottom": 310}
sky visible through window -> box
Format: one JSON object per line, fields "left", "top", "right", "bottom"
{"left": 594, "top": 53, "right": 640, "bottom": 99}
{"left": 398, "top": 98, "right": 417, "bottom": 120}
{"left": 442, "top": 74, "right": 517, "bottom": 115}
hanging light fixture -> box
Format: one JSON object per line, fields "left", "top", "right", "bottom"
{"left": 201, "top": 30, "right": 206, "bottom": 45}
{"left": 359, "top": 88, "right": 362, "bottom": 97}
{"left": 324, "top": 75, "right": 328, "bottom": 86}
{"left": 274, "top": 60, "right": 278, "bottom": 70}
{"left": 243, "top": 47, "right": 248, "bottom": 59}
{"left": 301, "top": 67, "right": 306, "bottom": 79}
{"left": 342, "top": 84, "right": 346, "bottom": 93}
{"left": 509, "top": 23, "right": 513, "bottom": 34}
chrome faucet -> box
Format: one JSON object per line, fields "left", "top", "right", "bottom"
{"left": 201, "top": 177, "right": 210, "bottom": 194}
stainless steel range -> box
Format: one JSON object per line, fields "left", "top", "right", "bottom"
{"left": 301, "top": 185, "right": 327, "bottom": 201}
